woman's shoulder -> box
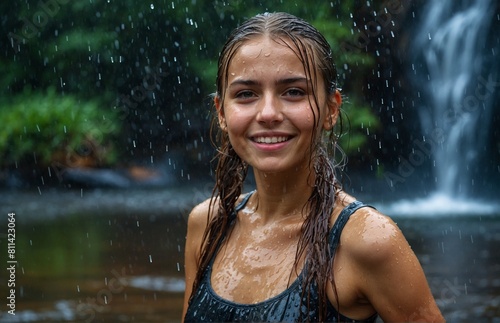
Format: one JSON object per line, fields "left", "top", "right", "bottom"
{"left": 187, "top": 192, "right": 251, "bottom": 228}
{"left": 336, "top": 194, "right": 408, "bottom": 265}
{"left": 188, "top": 198, "right": 212, "bottom": 228}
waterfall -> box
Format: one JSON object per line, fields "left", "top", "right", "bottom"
{"left": 412, "top": 0, "right": 496, "bottom": 198}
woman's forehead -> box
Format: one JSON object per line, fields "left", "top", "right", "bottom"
{"left": 230, "top": 37, "right": 304, "bottom": 71}
{"left": 233, "top": 37, "right": 298, "bottom": 62}
{"left": 224, "top": 35, "right": 324, "bottom": 89}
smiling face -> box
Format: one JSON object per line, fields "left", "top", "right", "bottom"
{"left": 215, "top": 36, "right": 340, "bottom": 175}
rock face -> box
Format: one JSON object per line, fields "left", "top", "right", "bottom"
{"left": 0, "top": 158, "right": 179, "bottom": 189}
{"left": 62, "top": 167, "right": 174, "bottom": 188}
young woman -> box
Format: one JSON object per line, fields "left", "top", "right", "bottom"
{"left": 182, "top": 12, "right": 444, "bottom": 322}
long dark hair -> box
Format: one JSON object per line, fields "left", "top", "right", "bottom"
{"left": 190, "top": 12, "right": 345, "bottom": 321}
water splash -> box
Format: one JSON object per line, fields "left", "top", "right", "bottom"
{"left": 379, "top": 192, "right": 498, "bottom": 217}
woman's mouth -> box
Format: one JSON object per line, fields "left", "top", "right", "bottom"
{"left": 253, "top": 136, "right": 290, "bottom": 144}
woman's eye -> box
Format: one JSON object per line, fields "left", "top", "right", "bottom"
{"left": 235, "top": 90, "right": 255, "bottom": 99}
{"left": 284, "top": 88, "right": 305, "bottom": 97}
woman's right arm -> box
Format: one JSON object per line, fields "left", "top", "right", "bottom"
{"left": 181, "top": 199, "right": 211, "bottom": 321}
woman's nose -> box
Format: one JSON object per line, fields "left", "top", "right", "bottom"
{"left": 256, "top": 94, "right": 284, "bottom": 125}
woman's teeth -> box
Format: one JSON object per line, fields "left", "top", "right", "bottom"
{"left": 254, "top": 136, "right": 288, "bottom": 144}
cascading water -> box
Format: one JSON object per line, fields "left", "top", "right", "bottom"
{"left": 384, "top": 0, "right": 498, "bottom": 215}
{"left": 413, "top": 0, "right": 496, "bottom": 197}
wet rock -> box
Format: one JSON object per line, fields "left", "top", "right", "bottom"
{"left": 62, "top": 166, "right": 173, "bottom": 188}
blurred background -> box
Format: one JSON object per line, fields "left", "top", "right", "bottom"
{"left": 1, "top": 0, "right": 499, "bottom": 321}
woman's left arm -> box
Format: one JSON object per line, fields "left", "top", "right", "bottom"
{"left": 350, "top": 209, "right": 445, "bottom": 322}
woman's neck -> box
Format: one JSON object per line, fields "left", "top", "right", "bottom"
{"left": 250, "top": 167, "right": 314, "bottom": 224}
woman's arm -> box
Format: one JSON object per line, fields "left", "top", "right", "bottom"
{"left": 342, "top": 208, "right": 445, "bottom": 322}
{"left": 181, "top": 199, "right": 211, "bottom": 322}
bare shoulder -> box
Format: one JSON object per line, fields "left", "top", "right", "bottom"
{"left": 187, "top": 198, "right": 212, "bottom": 230}
{"left": 185, "top": 198, "right": 213, "bottom": 261}
{"left": 182, "top": 197, "right": 215, "bottom": 320}
{"left": 185, "top": 193, "right": 248, "bottom": 259}
{"left": 339, "top": 205, "right": 444, "bottom": 321}
{"left": 340, "top": 205, "right": 409, "bottom": 265}
{"left": 187, "top": 192, "right": 249, "bottom": 235}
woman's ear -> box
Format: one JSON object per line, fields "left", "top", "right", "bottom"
{"left": 214, "top": 95, "right": 227, "bottom": 132}
{"left": 323, "top": 89, "right": 342, "bottom": 130}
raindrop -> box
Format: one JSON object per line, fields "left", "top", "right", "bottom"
{"left": 150, "top": 3, "right": 154, "bottom": 9}
{"left": 149, "top": 255, "right": 153, "bottom": 263}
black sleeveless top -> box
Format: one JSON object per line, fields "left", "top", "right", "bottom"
{"left": 184, "top": 192, "right": 378, "bottom": 322}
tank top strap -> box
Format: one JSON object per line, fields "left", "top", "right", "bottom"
{"left": 227, "top": 190, "right": 255, "bottom": 222}
{"left": 328, "top": 200, "right": 374, "bottom": 255}
{"left": 236, "top": 190, "right": 255, "bottom": 211}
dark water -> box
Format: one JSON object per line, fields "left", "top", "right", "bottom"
{"left": 0, "top": 188, "right": 499, "bottom": 322}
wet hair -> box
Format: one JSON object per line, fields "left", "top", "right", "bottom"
{"left": 191, "top": 12, "right": 344, "bottom": 321}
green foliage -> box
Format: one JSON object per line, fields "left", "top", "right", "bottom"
{"left": 339, "top": 96, "right": 380, "bottom": 155}
{"left": 1, "top": 0, "right": 384, "bottom": 171}
{"left": 0, "top": 88, "right": 119, "bottom": 167}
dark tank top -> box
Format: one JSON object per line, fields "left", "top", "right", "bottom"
{"left": 184, "top": 192, "right": 378, "bottom": 322}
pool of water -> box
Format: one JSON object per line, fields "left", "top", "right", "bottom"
{"left": 1, "top": 187, "right": 499, "bottom": 322}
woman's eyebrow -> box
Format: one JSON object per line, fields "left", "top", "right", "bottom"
{"left": 228, "top": 77, "right": 308, "bottom": 88}
{"left": 228, "top": 79, "right": 260, "bottom": 88}
{"left": 275, "top": 77, "right": 308, "bottom": 85}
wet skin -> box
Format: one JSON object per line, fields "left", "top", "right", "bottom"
{"left": 183, "top": 36, "right": 444, "bottom": 322}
